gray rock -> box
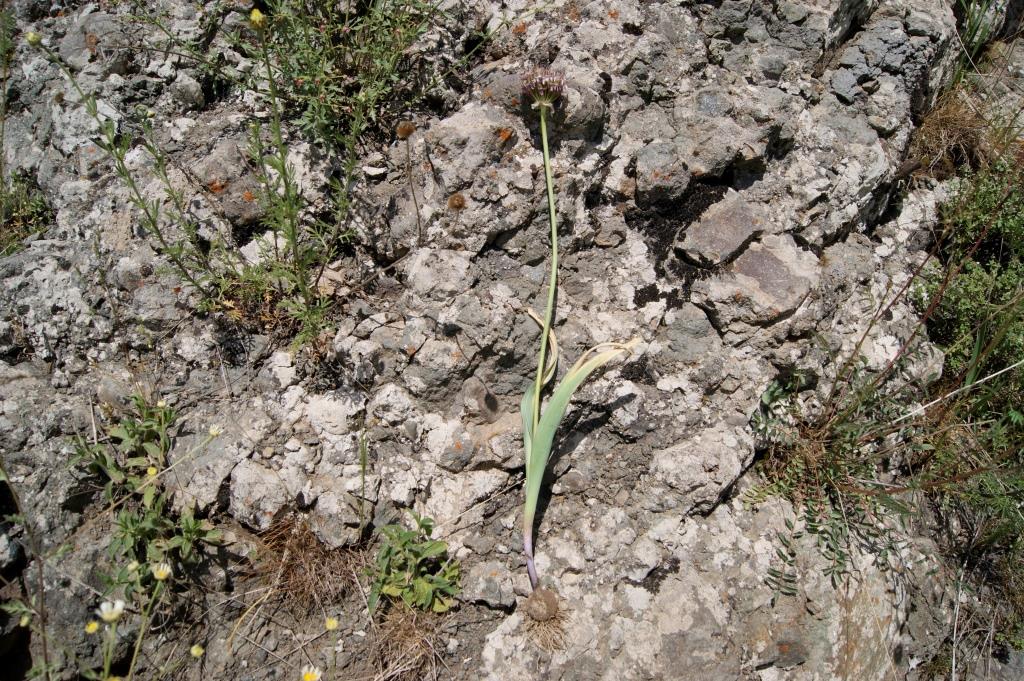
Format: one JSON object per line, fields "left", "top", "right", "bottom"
{"left": 58, "top": 12, "right": 126, "bottom": 73}
{"left": 657, "top": 303, "right": 721, "bottom": 366}
{"left": 559, "top": 83, "right": 606, "bottom": 139}
{"left": 308, "top": 490, "right": 361, "bottom": 548}
{"left": 693, "top": 234, "right": 820, "bottom": 339}
{"left": 678, "top": 191, "right": 767, "bottom": 266}
{"left": 461, "top": 560, "right": 516, "bottom": 609}
{"left": 167, "top": 406, "right": 272, "bottom": 512}
{"left": 403, "top": 249, "right": 476, "bottom": 299}
{"left": 634, "top": 141, "right": 690, "bottom": 207}
{"left": 831, "top": 68, "right": 862, "bottom": 103}
{"left": 190, "top": 139, "right": 264, "bottom": 229}
{"left": 229, "top": 459, "right": 289, "bottom": 531}
{"left": 645, "top": 420, "right": 753, "bottom": 514}
{"left": 170, "top": 72, "right": 205, "bottom": 110}
{"left": 0, "top": 527, "right": 22, "bottom": 571}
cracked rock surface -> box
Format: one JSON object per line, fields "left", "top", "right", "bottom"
{"left": 0, "top": 0, "right": 1014, "bottom": 679}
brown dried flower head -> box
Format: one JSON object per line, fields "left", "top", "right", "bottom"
{"left": 447, "top": 193, "right": 466, "bottom": 211}
{"left": 396, "top": 121, "right": 416, "bottom": 140}
{"left": 521, "top": 67, "right": 565, "bottom": 109}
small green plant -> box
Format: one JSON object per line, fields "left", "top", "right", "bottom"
{"left": 0, "top": 15, "right": 50, "bottom": 256}
{"left": 367, "top": 511, "right": 459, "bottom": 614}
{"left": 60, "top": 395, "right": 222, "bottom": 678}
{"left": 518, "top": 67, "right": 638, "bottom": 594}
{"left": 764, "top": 519, "right": 800, "bottom": 604}
{"left": 924, "top": 162, "right": 1024, "bottom": 406}
{"left": 247, "top": 0, "right": 437, "bottom": 150}
{"left": 0, "top": 174, "right": 50, "bottom": 256}
{"left": 71, "top": 395, "right": 221, "bottom": 590}
{"left": 954, "top": 0, "right": 999, "bottom": 80}
{"left": 23, "top": 1, "right": 438, "bottom": 342}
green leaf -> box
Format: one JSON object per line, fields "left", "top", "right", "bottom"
{"left": 367, "top": 586, "right": 380, "bottom": 615}
{"left": 523, "top": 340, "right": 638, "bottom": 529}
{"left": 419, "top": 541, "right": 447, "bottom": 559}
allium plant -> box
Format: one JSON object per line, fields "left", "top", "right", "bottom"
{"left": 520, "top": 67, "right": 638, "bottom": 593}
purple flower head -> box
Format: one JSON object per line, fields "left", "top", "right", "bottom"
{"left": 521, "top": 67, "right": 565, "bottom": 109}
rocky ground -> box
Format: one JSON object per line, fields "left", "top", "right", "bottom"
{"left": 1, "top": 0, "right": 1023, "bottom": 679}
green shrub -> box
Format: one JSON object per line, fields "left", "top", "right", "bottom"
{"left": 367, "top": 511, "right": 459, "bottom": 614}
{"left": 71, "top": 395, "right": 221, "bottom": 592}
{"left": 0, "top": 174, "right": 50, "bottom": 256}
{"left": 250, "top": 0, "right": 437, "bottom": 150}
{"left": 925, "top": 163, "right": 1024, "bottom": 410}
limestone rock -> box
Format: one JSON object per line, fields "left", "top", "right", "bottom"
{"left": 693, "top": 234, "right": 820, "bottom": 340}
{"left": 678, "top": 191, "right": 767, "bottom": 266}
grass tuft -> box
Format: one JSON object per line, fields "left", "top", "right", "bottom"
{"left": 370, "top": 602, "right": 444, "bottom": 681}
{"left": 255, "top": 515, "right": 358, "bottom": 614}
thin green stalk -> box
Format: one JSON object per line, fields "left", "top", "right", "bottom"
{"left": 32, "top": 40, "right": 210, "bottom": 295}
{"left": 126, "top": 580, "right": 164, "bottom": 680}
{"left": 102, "top": 622, "right": 117, "bottom": 678}
{"left": 257, "top": 31, "right": 312, "bottom": 308}
{"left": 531, "top": 104, "right": 558, "bottom": 434}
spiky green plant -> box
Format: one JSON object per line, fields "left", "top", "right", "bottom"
{"left": 520, "top": 68, "right": 637, "bottom": 591}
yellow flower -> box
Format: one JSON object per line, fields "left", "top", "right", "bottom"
{"left": 208, "top": 424, "right": 222, "bottom": 437}
{"left": 250, "top": 8, "right": 266, "bottom": 29}
{"left": 19, "top": 614, "right": 30, "bottom": 627}
{"left": 324, "top": 616, "right": 339, "bottom": 631}
{"left": 156, "top": 399, "right": 167, "bottom": 408}
{"left": 25, "top": 32, "right": 42, "bottom": 47}
{"left": 300, "top": 665, "right": 322, "bottom": 681}
{"left": 151, "top": 562, "right": 172, "bottom": 581}
{"left": 97, "top": 600, "right": 125, "bottom": 623}
{"left": 190, "top": 643, "right": 205, "bottom": 658}
{"left": 85, "top": 620, "right": 99, "bottom": 634}
{"left": 146, "top": 466, "right": 158, "bottom": 478}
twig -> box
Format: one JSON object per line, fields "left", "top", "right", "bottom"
{"left": 893, "top": 356, "right": 1024, "bottom": 423}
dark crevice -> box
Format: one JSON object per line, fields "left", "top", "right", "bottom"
{"left": 627, "top": 181, "right": 729, "bottom": 277}
{"left": 819, "top": 179, "right": 896, "bottom": 249}
{"left": 619, "top": 353, "right": 656, "bottom": 385}
{"left": 627, "top": 150, "right": 775, "bottom": 301}
{"left": 0, "top": 624, "right": 32, "bottom": 678}
{"left": 812, "top": 8, "right": 871, "bottom": 79}
{"left": 463, "top": 30, "right": 487, "bottom": 57}
{"left": 469, "top": 599, "right": 515, "bottom": 614}
{"left": 626, "top": 556, "right": 681, "bottom": 595}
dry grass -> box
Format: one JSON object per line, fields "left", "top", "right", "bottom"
{"left": 255, "top": 514, "right": 357, "bottom": 614}
{"left": 369, "top": 603, "right": 446, "bottom": 681}
{"left": 911, "top": 88, "right": 997, "bottom": 178}
{"left": 911, "top": 40, "right": 1024, "bottom": 179}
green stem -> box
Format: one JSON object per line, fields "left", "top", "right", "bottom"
{"left": 39, "top": 43, "right": 210, "bottom": 297}
{"left": 531, "top": 104, "right": 559, "bottom": 433}
{"left": 103, "top": 622, "right": 117, "bottom": 678}
{"left": 126, "top": 581, "right": 164, "bottom": 680}
{"left": 258, "top": 35, "right": 311, "bottom": 308}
